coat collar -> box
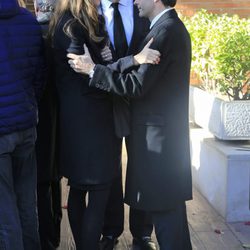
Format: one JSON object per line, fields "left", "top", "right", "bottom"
{"left": 138, "top": 9, "right": 178, "bottom": 51}
{"left": 150, "top": 7, "right": 174, "bottom": 29}
{"left": 150, "top": 8, "right": 178, "bottom": 30}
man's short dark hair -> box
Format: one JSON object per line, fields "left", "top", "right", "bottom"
{"left": 161, "top": 0, "right": 177, "bottom": 7}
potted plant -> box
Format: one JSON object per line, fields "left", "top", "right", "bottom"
{"left": 184, "top": 10, "right": 250, "bottom": 139}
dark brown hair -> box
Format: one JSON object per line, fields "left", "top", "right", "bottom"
{"left": 161, "top": 0, "right": 176, "bottom": 7}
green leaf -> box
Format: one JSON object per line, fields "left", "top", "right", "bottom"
{"left": 183, "top": 9, "right": 250, "bottom": 100}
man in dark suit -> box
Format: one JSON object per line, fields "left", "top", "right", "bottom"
{"left": 99, "top": 0, "right": 156, "bottom": 249}
{"left": 68, "top": 0, "right": 193, "bottom": 248}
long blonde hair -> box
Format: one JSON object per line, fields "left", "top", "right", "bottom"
{"left": 49, "top": 0, "right": 103, "bottom": 42}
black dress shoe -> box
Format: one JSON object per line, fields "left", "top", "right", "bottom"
{"left": 100, "top": 236, "right": 119, "bottom": 250}
{"left": 133, "top": 237, "right": 157, "bottom": 250}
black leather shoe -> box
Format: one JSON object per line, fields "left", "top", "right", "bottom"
{"left": 100, "top": 236, "right": 119, "bottom": 250}
{"left": 133, "top": 237, "right": 157, "bottom": 250}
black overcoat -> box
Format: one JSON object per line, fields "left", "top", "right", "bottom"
{"left": 52, "top": 12, "right": 121, "bottom": 186}
{"left": 103, "top": 6, "right": 149, "bottom": 137}
{"left": 89, "top": 9, "right": 192, "bottom": 210}
{"left": 36, "top": 35, "right": 59, "bottom": 183}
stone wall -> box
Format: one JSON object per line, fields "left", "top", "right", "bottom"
{"left": 177, "top": 0, "right": 250, "bottom": 18}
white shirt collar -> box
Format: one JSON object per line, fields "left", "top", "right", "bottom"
{"left": 150, "top": 7, "right": 173, "bottom": 29}
{"left": 101, "top": 0, "right": 129, "bottom": 11}
{"left": 100, "top": 0, "right": 112, "bottom": 11}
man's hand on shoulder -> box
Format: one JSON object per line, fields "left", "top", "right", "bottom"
{"left": 67, "top": 44, "right": 95, "bottom": 76}
{"left": 133, "top": 38, "right": 161, "bottom": 65}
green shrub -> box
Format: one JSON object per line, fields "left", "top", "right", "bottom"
{"left": 184, "top": 9, "right": 250, "bottom": 100}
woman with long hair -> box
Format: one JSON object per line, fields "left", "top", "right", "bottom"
{"left": 49, "top": 0, "right": 120, "bottom": 249}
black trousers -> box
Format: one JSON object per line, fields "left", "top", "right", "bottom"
{"left": 68, "top": 187, "right": 110, "bottom": 250}
{"left": 37, "top": 180, "right": 62, "bottom": 250}
{"left": 152, "top": 203, "right": 192, "bottom": 250}
{"left": 102, "top": 169, "right": 153, "bottom": 238}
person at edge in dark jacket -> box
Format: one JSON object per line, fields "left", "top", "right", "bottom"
{"left": 98, "top": 1, "right": 157, "bottom": 249}
{"left": 0, "top": 0, "right": 45, "bottom": 249}
{"left": 33, "top": 1, "right": 62, "bottom": 249}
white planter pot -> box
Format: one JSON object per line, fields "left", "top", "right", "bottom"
{"left": 189, "top": 86, "right": 250, "bottom": 140}
{"left": 190, "top": 128, "right": 250, "bottom": 222}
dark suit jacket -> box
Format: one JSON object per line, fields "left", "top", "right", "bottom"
{"left": 100, "top": 4, "right": 149, "bottom": 137}
{"left": 89, "top": 9, "right": 192, "bottom": 210}
{"left": 53, "top": 11, "right": 120, "bottom": 186}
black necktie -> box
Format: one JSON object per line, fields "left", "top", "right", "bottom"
{"left": 111, "top": 2, "right": 128, "bottom": 58}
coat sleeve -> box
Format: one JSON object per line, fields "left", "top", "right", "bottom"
{"left": 107, "top": 55, "right": 136, "bottom": 73}
{"left": 89, "top": 31, "right": 171, "bottom": 98}
{"left": 66, "top": 21, "right": 87, "bottom": 55}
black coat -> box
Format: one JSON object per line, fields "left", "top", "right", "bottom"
{"left": 52, "top": 12, "right": 121, "bottom": 186}
{"left": 36, "top": 71, "right": 59, "bottom": 183}
{"left": 106, "top": 6, "right": 150, "bottom": 137}
{"left": 36, "top": 34, "right": 59, "bottom": 183}
{"left": 89, "top": 9, "right": 192, "bottom": 210}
